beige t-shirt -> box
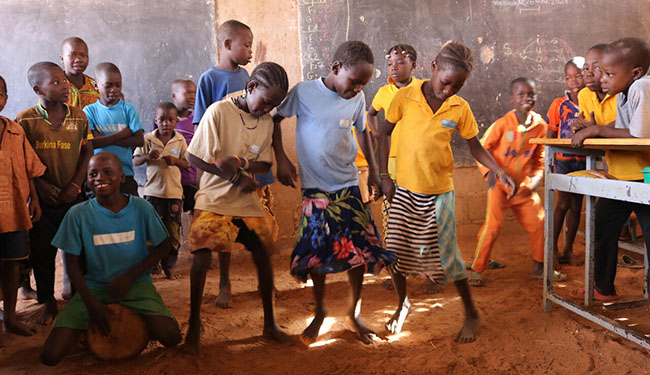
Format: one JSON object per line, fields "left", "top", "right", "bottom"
{"left": 188, "top": 98, "right": 273, "bottom": 217}
{"left": 134, "top": 130, "right": 187, "bottom": 199}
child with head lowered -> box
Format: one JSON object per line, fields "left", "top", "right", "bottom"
{"left": 134, "top": 102, "right": 190, "bottom": 279}
{"left": 547, "top": 57, "right": 586, "bottom": 266}
{"left": 83, "top": 63, "right": 144, "bottom": 195}
{"left": 40, "top": 152, "right": 181, "bottom": 366}
{"left": 182, "top": 62, "right": 290, "bottom": 355}
{"left": 15, "top": 62, "right": 94, "bottom": 324}
{"left": 60, "top": 36, "right": 100, "bottom": 108}
{"left": 470, "top": 78, "right": 557, "bottom": 287}
{"left": 379, "top": 41, "right": 516, "bottom": 343}
{"left": 571, "top": 37, "right": 650, "bottom": 301}
{"left": 274, "top": 41, "right": 395, "bottom": 345}
{"left": 0, "top": 75, "right": 46, "bottom": 346}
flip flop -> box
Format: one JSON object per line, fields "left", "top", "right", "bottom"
{"left": 533, "top": 270, "right": 567, "bottom": 282}
{"left": 618, "top": 254, "right": 643, "bottom": 269}
{"left": 468, "top": 271, "right": 484, "bottom": 287}
{"left": 570, "top": 287, "right": 619, "bottom": 301}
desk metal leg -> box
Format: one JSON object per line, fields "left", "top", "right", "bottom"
{"left": 584, "top": 155, "right": 597, "bottom": 306}
{"left": 543, "top": 146, "right": 555, "bottom": 313}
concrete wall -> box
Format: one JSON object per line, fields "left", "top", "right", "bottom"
{"left": 214, "top": 0, "right": 509, "bottom": 242}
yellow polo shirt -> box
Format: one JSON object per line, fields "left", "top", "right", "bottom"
{"left": 386, "top": 79, "right": 479, "bottom": 195}
{"left": 578, "top": 87, "right": 644, "bottom": 180}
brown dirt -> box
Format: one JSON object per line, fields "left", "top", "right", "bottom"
{"left": 1, "top": 216, "right": 649, "bottom": 374}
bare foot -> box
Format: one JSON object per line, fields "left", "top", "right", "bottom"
{"left": 300, "top": 307, "right": 328, "bottom": 345}
{"left": 344, "top": 315, "right": 378, "bottom": 344}
{"left": 425, "top": 279, "right": 444, "bottom": 294}
{"left": 37, "top": 300, "right": 58, "bottom": 325}
{"left": 385, "top": 297, "right": 411, "bottom": 334}
{"left": 215, "top": 284, "right": 232, "bottom": 309}
{"left": 262, "top": 324, "right": 293, "bottom": 345}
{"left": 180, "top": 321, "right": 201, "bottom": 356}
{"left": 162, "top": 268, "right": 179, "bottom": 280}
{"left": 5, "top": 319, "right": 36, "bottom": 336}
{"left": 566, "top": 252, "right": 584, "bottom": 266}
{"left": 19, "top": 287, "right": 37, "bottom": 301}
{"left": 382, "top": 278, "right": 394, "bottom": 290}
{"left": 454, "top": 311, "right": 479, "bottom": 343}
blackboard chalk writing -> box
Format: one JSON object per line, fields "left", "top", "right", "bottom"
{"left": 503, "top": 36, "right": 573, "bottom": 83}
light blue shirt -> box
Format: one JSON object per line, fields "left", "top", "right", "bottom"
{"left": 276, "top": 78, "right": 366, "bottom": 192}
{"left": 51, "top": 196, "right": 169, "bottom": 289}
{"left": 84, "top": 99, "right": 143, "bottom": 176}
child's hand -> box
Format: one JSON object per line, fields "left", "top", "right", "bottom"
{"left": 35, "top": 179, "right": 60, "bottom": 206}
{"left": 88, "top": 301, "right": 115, "bottom": 337}
{"left": 368, "top": 170, "right": 381, "bottom": 201}
{"left": 215, "top": 156, "right": 240, "bottom": 176}
{"left": 29, "top": 198, "right": 42, "bottom": 223}
{"left": 380, "top": 177, "right": 395, "bottom": 202}
{"left": 147, "top": 150, "right": 161, "bottom": 161}
{"left": 234, "top": 174, "right": 258, "bottom": 193}
{"left": 572, "top": 112, "right": 596, "bottom": 134}
{"left": 486, "top": 171, "right": 497, "bottom": 189}
{"left": 59, "top": 183, "right": 80, "bottom": 204}
{"left": 571, "top": 126, "right": 598, "bottom": 148}
{"left": 276, "top": 156, "right": 297, "bottom": 188}
{"left": 161, "top": 155, "right": 176, "bottom": 166}
{"left": 109, "top": 274, "right": 134, "bottom": 300}
{"left": 498, "top": 171, "right": 518, "bottom": 199}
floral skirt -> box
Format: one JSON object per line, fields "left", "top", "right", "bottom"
{"left": 290, "top": 186, "right": 396, "bottom": 282}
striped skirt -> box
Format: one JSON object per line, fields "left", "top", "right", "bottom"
{"left": 386, "top": 187, "right": 466, "bottom": 284}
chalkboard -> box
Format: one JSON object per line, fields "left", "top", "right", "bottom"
{"left": 298, "top": 0, "right": 650, "bottom": 166}
{"left": 0, "top": 0, "right": 217, "bottom": 183}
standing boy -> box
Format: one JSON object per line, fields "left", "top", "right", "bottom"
{"left": 83, "top": 63, "right": 143, "bottom": 196}
{"left": 194, "top": 19, "right": 276, "bottom": 308}
{"left": 469, "top": 78, "right": 560, "bottom": 287}
{"left": 170, "top": 79, "right": 198, "bottom": 213}
{"left": 0, "top": 75, "right": 46, "bottom": 346}
{"left": 60, "top": 37, "right": 100, "bottom": 109}
{"left": 15, "top": 62, "right": 93, "bottom": 323}
{"left": 571, "top": 37, "right": 650, "bottom": 300}
{"left": 40, "top": 152, "right": 181, "bottom": 366}
{"left": 134, "top": 102, "right": 190, "bottom": 279}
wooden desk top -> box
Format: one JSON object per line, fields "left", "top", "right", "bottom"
{"left": 530, "top": 138, "right": 650, "bottom": 151}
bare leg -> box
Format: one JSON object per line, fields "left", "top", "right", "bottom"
{"left": 142, "top": 315, "right": 181, "bottom": 347}
{"left": 215, "top": 251, "right": 232, "bottom": 309}
{"left": 249, "top": 245, "right": 291, "bottom": 344}
{"left": 38, "top": 299, "right": 58, "bottom": 325}
{"left": 1, "top": 261, "right": 36, "bottom": 336}
{"left": 39, "top": 327, "right": 83, "bottom": 366}
{"left": 301, "top": 271, "right": 327, "bottom": 345}
{"left": 425, "top": 278, "right": 444, "bottom": 294}
{"left": 385, "top": 269, "right": 410, "bottom": 334}
{"left": 344, "top": 267, "right": 377, "bottom": 344}
{"left": 181, "top": 249, "right": 211, "bottom": 356}
{"left": 453, "top": 278, "right": 479, "bottom": 343}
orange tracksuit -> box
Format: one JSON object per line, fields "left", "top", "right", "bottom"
{"left": 472, "top": 110, "right": 547, "bottom": 273}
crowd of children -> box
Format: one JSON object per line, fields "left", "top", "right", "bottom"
{"left": 0, "top": 17, "right": 649, "bottom": 365}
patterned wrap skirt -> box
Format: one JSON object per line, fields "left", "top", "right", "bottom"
{"left": 290, "top": 186, "right": 396, "bottom": 282}
{"left": 386, "top": 186, "right": 467, "bottom": 284}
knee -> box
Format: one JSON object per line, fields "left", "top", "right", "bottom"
{"left": 156, "top": 320, "right": 182, "bottom": 347}
{"left": 191, "top": 249, "right": 212, "bottom": 271}
{"left": 39, "top": 346, "right": 62, "bottom": 367}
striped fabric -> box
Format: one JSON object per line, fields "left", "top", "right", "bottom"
{"left": 386, "top": 187, "right": 466, "bottom": 283}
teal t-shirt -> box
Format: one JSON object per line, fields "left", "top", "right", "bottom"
{"left": 51, "top": 195, "right": 168, "bottom": 289}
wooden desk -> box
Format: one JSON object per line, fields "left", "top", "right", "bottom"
{"left": 531, "top": 137, "right": 650, "bottom": 350}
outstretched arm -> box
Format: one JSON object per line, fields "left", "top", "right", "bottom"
{"left": 466, "top": 136, "right": 517, "bottom": 198}
{"left": 272, "top": 114, "right": 297, "bottom": 187}
{"left": 378, "top": 121, "right": 396, "bottom": 200}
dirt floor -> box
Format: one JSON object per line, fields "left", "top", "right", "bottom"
{"left": 1, "top": 215, "right": 649, "bottom": 374}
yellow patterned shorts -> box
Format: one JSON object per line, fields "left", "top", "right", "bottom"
{"left": 188, "top": 209, "right": 276, "bottom": 254}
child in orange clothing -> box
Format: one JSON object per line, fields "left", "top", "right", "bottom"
{"left": 470, "top": 78, "right": 563, "bottom": 287}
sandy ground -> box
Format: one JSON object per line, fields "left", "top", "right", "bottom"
{"left": 1, "top": 214, "right": 649, "bottom": 374}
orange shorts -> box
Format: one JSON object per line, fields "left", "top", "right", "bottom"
{"left": 188, "top": 209, "right": 276, "bottom": 254}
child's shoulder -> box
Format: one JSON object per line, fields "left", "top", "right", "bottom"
{"left": 629, "top": 75, "right": 650, "bottom": 97}
{"left": 0, "top": 115, "right": 24, "bottom": 133}
{"left": 14, "top": 106, "right": 39, "bottom": 122}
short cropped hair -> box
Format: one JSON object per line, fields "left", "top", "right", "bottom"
{"left": 510, "top": 77, "right": 536, "bottom": 93}
{"left": 156, "top": 101, "right": 178, "bottom": 113}
{"left": 27, "top": 61, "right": 60, "bottom": 87}
{"left": 565, "top": 56, "right": 585, "bottom": 71}
{"left": 588, "top": 43, "right": 608, "bottom": 54}
{"left": 217, "top": 20, "right": 251, "bottom": 43}
{"left": 61, "top": 36, "right": 88, "bottom": 49}
{"left": 95, "top": 62, "right": 121, "bottom": 79}
{"left": 171, "top": 79, "right": 195, "bottom": 91}
{"left": 386, "top": 44, "right": 417, "bottom": 62}
{"left": 604, "top": 37, "right": 650, "bottom": 75}
{"left": 248, "top": 62, "right": 289, "bottom": 91}
{"left": 435, "top": 40, "right": 474, "bottom": 74}
{"left": 332, "top": 41, "right": 374, "bottom": 69}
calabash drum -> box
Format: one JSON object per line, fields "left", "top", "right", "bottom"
{"left": 86, "top": 304, "right": 150, "bottom": 360}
